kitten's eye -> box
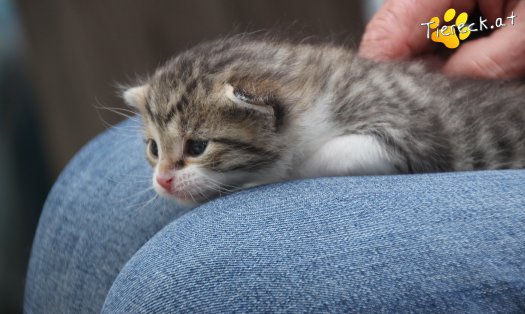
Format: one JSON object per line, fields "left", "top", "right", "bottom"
{"left": 233, "top": 87, "right": 254, "bottom": 103}
{"left": 186, "top": 139, "right": 208, "bottom": 157}
{"left": 148, "top": 139, "right": 159, "bottom": 159}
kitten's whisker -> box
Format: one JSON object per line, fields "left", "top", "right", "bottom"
{"left": 105, "top": 176, "right": 152, "bottom": 184}
{"left": 137, "top": 193, "right": 159, "bottom": 210}
{"left": 200, "top": 181, "right": 222, "bottom": 194}
{"left": 202, "top": 178, "right": 231, "bottom": 191}
{"left": 207, "top": 181, "right": 236, "bottom": 193}
{"left": 188, "top": 190, "right": 197, "bottom": 203}
{"left": 112, "top": 179, "right": 152, "bottom": 184}
{"left": 203, "top": 175, "right": 241, "bottom": 190}
{"left": 195, "top": 185, "right": 211, "bottom": 201}
{"left": 93, "top": 111, "right": 141, "bottom": 137}
{"left": 130, "top": 186, "right": 156, "bottom": 198}
{"left": 117, "top": 174, "right": 153, "bottom": 179}
{"left": 122, "top": 194, "right": 154, "bottom": 210}
{"left": 102, "top": 106, "right": 139, "bottom": 116}
{"left": 96, "top": 113, "right": 117, "bottom": 131}
{"left": 202, "top": 176, "right": 239, "bottom": 193}
{"left": 94, "top": 104, "right": 140, "bottom": 120}
{"left": 110, "top": 125, "right": 143, "bottom": 133}
{"left": 112, "top": 186, "right": 155, "bottom": 206}
{"left": 202, "top": 183, "right": 230, "bottom": 198}
{"left": 93, "top": 100, "right": 143, "bottom": 134}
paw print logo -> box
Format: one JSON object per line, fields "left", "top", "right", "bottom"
{"left": 430, "top": 9, "right": 471, "bottom": 49}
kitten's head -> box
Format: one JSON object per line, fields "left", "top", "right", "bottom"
{"left": 124, "top": 38, "right": 293, "bottom": 204}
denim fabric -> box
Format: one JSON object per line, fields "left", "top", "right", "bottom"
{"left": 26, "top": 118, "right": 525, "bottom": 313}
{"left": 24, "top": 119, "right": 193, "bottom": 313}
{"left": 101, "top": 169, "right": 525, "bottom": 313}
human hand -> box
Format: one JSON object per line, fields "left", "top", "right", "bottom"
{"left": 359, "top": 0, "right": 525, "bottom": 79}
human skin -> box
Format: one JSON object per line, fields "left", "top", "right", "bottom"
{"left": 359, "top": 0, "right": 525, "bottom": 79}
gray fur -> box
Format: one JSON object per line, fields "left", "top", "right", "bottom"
{"left": 127, "top": 34, "right": 525, "bottom": 202}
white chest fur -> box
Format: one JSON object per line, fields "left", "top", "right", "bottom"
{"left": 295, "top": 134, "right": 398, "bottom": 178}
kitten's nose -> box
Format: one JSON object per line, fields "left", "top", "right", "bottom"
{"left": 156, "top": 176, "right": 174, "bottom": 192}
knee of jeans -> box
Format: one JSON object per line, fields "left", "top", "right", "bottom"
{"left": 101, "top": 181, "right": 426, "bottom": 313}
{"left": 101, "top": 186, "right": 337, "bottom": 313}
{"left": 102, "top": 176, "right": 525, "bottom": 313}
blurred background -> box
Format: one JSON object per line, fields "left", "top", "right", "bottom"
{"left": 0, "top": 0, "right": 381, "bottom": 311}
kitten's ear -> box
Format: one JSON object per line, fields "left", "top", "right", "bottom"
{"left": 123, "top": 85, "right": 149, "bottom": 109}
{"left": 224, "top": 84, "right": 274, "bottom": 115}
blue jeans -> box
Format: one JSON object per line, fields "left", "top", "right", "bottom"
{"left": 25, "top": 119, "right": 525, "bottom": 313}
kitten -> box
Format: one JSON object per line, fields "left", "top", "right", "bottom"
{"left": 123, "top": 35, "right": 525, "bottom": 204}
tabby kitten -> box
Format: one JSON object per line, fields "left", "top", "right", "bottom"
{"left": 123, "top": 35, "right": 525, "bottom": 204}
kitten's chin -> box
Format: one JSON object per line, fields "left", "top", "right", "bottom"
{"left": 154, "top": 186, "right": 216, "bottom": 205}
{"left": 171, "top": 196, "right": 200, "bottom": 206}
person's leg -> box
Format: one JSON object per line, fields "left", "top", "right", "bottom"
{"left": 103, "top": 170, "right": 525, "bottom": 313}
{"left": 24, "top": 119, "right": 192, "bottom": 313}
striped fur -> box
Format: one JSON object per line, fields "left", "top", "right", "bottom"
{"left": 124, "top": 34, "right": 525, "bottom": 203}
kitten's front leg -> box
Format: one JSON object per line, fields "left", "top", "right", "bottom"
{"left": 296, "top": 134, "right": 399, "bottom": 179}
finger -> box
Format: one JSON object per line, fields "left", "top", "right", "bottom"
{"left": 504, "top": 0, "right": 520, "bottom": 16}
{"left": 478, "top": 0, "right": 504, "bottom": 23}
{"left": 359, "top": 0, "right": 476, "bottom": 61}
{"left": 442, "top": 0, "right": 525, "bottom": 78}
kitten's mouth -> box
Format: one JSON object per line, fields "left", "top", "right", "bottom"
{"left": 153, "top": 173, "right": 236, "bottom": 204}
{"left": 156, "top": 186, "right": 214, "bottom": 204}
